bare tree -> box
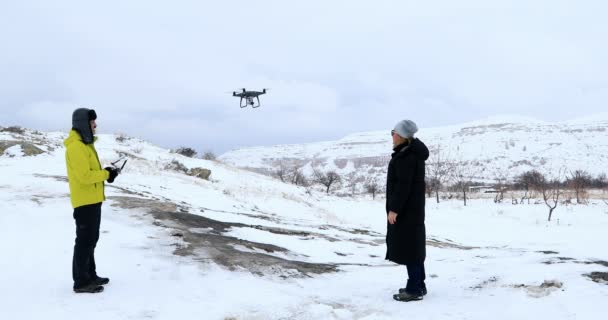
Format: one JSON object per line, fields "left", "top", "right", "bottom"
{"left": 567, "top": 170, "right": 591, "bottom": 204}
{"left": 599, "top": 173, "right": 608, "bottom": 206}
{"left": 274, "top": 161, "right": 289, "bottom": 182}
{"left": 364, "top": 178, "right": 381, "bottom": 200}
{"left": 425, "top": 177, "right": 437, "bottom": 198}
{"left": 345, "top": 172, "right": 364, "bottom": 197}
{"left": 514, "top": 170, "right": 545, "bottom": 204}
{"left": 591, "top": 173, "right": 608, "bottom": 189}
{"left": 450, "top": 153, "right": 477, "bottom": 206}
{"left": 313, "top": 169, "right": 342, "bottom": 194}
{"left": 426, "top": 144, "right": 453, "bottom": 203}
{"left": 492, "top": 170, "right": 509, "bottom": 204}
{"left": 539, "top": 168, "right": 565, "bottom": 222}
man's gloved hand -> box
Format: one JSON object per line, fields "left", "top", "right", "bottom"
{"left": 104, "top": 167, "right": 120, "bottom": 183}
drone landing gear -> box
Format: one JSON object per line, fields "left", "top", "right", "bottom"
{"left": 240, "top": 97, "right": 261, "bottom": 108}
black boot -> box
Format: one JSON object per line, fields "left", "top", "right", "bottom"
{"left": 74, "top": 283, "right": 104, "bottom": 293}
{"left": 399, "top": 285, "right": 427, "bottom": 296}
{"left": 393, "top": 291, "right": 423, "bottom": 302}
{"left": 93, "top": 276, "right": 110, "bottom": 286}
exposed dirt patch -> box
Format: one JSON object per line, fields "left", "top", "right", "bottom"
{"left": 33, "top": 174, "right": 67, "bottom": 182}
{"left": 197, "top": 206, "right": 382, "bottom": 246}
{"left": 0, "top": 140, "right": 45, "bottom": 156}
{"left": 470, "top": 276, "right": 498, "bottom": 290}
{"left": 536, "top": 250, "right": 559, "bottom": 255}
{"left": 427, "top": 237, "right": 477, "bottom": 250}
{"left": 116, "top": 150, "right": 145, "bottom": 161}
{"left": 543, "top": 257, "right": 608, "bottom": 267}
{"left": 542, "top": 257, "right": 575, "bottom": 264}
{"left": 30, "top": 194, "right": 69, "bottom": 205}
{"left": 585, "top": 272, "right": 608, "bottom": 284}
{"left": 510, "top": 279, "right": 564, "bottom": 297}
{"left": 588, "top": 260, "right": 608, "bottom": 268}
{"left": 108, "top": 196, "right": 338, "bottom": 277}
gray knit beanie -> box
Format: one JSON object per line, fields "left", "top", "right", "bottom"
{"left": 393, "top": 120, "right": 418, "bottom": 138}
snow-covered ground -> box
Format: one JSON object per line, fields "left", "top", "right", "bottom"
{"left": 1, "top": 128, "right": 607, "bottom": 319}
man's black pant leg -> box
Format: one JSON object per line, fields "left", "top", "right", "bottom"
{"left": 72, "top": 203, "right": 101, "bottom": 287}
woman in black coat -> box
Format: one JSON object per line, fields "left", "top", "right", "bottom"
{"left": 386, "top": 120, "right": 429, "bottom": 302}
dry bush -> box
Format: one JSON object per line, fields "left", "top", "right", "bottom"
{"left": 164, "top": 160, "right": 188, "bottom": 173}
{"left": 201, "top": 151, "right": 217, "bottom": 161}
{"left": 115, "top": 133, "right": 130, "bottom": 143}
{"left": 173, "top": 147, "right": 197, "bottom": 158}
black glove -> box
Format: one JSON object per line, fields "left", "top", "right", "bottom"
{"left": 105, "top": 167, "right": 120, "bottom": 183}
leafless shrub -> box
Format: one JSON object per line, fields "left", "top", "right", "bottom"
{"left": 164, "top": 160, "right": 188, "bottom": 173}
{"left": 201, "top": 151, "right": 217, "bottom": 161}
{"left": 115, "top": 133, "right": 130, "bottom": 143}
{"left": 173, "top": 147, "right": 197, "bottom": 158}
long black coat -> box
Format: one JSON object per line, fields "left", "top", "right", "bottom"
{"left": 385, "top": 138, "right": 429, "bottom": 265}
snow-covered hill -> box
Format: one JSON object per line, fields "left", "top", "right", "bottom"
{"left": 219, "top": 115, "right": 608, "bottom": 186}
{"left": 1, "top": 126, "right": 607, "bottom": 320}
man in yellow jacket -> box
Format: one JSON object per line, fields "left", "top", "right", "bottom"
{"left": 65, "top": 108, "right": 119, "bottom": 293}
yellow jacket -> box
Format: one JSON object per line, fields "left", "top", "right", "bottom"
{"left": 64, "top": 130, "right": 110, "bottom": 208}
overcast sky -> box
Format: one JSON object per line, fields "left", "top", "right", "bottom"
{"left": 1, "top": 0, "right": 607, "bottom": 154}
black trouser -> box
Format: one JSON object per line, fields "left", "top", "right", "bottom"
{"left": 405, "top": 263, "right": 426, "bottom": 295}
{"left": 72, "top": 202, "right": 102, "bottom": 288}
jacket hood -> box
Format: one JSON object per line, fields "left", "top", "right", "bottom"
{"left": 64, "top": 129, "right": 97, "bottom": 147}
{"left": 72, "top": 108, "right": 96, "bottom": 144}
{"left": 394, "top": 138, "right": 429, "bottom": 160}
{"left": 409, "top": 138, "right": 430, "bottom": 160}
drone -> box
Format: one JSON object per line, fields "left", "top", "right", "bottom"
{"left": 232, "top": 88, "right": 268, "bottom": 108}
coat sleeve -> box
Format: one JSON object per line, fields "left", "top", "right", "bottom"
{"left": 66, "top": 144, "right": 110, "bottom": 184}
{"left": 387, "top": 154, "right": 416, "bottom": 214}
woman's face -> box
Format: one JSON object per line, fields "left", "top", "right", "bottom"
{"left": 391, "top": 130, "right": 403, "bottom": 145}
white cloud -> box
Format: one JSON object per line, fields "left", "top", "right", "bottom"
{"left": 1, "top": 0, "right": 607, "bottom": 152}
